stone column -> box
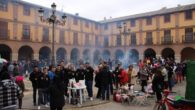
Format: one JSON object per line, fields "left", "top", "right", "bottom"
{"left": 156, "top": 54, "right": 161, "bottom": 59}
{"left": 34, "top": 53, "right": 39, "bottom": 61}
{"left": 66, "top": 53, "right": 71, "bottom": 63}
{"left": 175, "top": 54, "right": 181, "bottom": 63}
{"left": 139, "top": 54, "right": 144, "bottom": 60}
{"left": 12, "top": 53, "right": 18, "bottom": 61}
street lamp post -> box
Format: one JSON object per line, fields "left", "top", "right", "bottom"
{"left": 38, "top": 3, "right": 66, "bottom": 65}
{"left": 118, "top": 22, "right": 131, "bottom": 52}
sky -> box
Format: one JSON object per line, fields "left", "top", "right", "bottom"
{"left": 23, "top": 0, "right": 195, "bottom": 21}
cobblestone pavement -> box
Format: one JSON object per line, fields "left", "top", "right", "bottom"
{"left": 22, "top": 78, "right": 186, "bottom": 110}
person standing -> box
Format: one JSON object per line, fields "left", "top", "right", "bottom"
{"left": 0, "top": 70, "right": 22, "bottom": 110}
{"left": 152, "top": 69, "right": 164, "bottom": 103}
{"left": 8, "top": 62, "right": 14, "bottom": 77}
{"left": 94, "top": 64, "right": 103, "bottom": 99}
{"left": 113, "top": 63, "right": 122, "bottom": 89}
{"left": 49, "top": 76, "right": 65, "bottom": 110}
{"left": 161, "top": 65, "right": 168, "bottom": 89}
{"left": 139, "top": 66, "right": 149, "bottom": 92}
{"left": 75, "top": 64, "right": 85, "bottom": 82}
{"left": 127, "top": 65, "right": 136, "bottom": 84}
{"left": 99, "top": 62, "right": 111, "bottom": 100}
{"left": 29, "top": 66, "right": 41, "bottom": 106}
{"left": 48, "top": 65, "right": 56, "bottom": 84}
{"left": 118, "top": 68, "right": 129, "bottom": 86}
{"left": 37, "top": 67, "right": 50, "bottom": 109}
{"left": 85, "top": 62, "right": 94, "bottom": 101}
{"left": 13, "top": 63, "right": 19, "bottom": 77}
{"left": 15, "top": 74, "right": 25, "bottom": 109}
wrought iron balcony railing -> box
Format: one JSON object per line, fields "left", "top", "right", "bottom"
{"left": 161, "top": 36, "right": 173, "bottom": 45}
{"left": 145, "top": 38, "right": 153, "bottom": 45}
{"left": 182, "top": 34, "right": 195, "bottom": 43}
{"left": 0, "top": 30, "right": 10, "bottom": 40}
{"left": 130, "top": 38, "right": 137, "bottom": 45}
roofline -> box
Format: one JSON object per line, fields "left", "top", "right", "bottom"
{"left": 13, "top": 0, "right": 100, "bottom": 23}
{"left": 99, "top": 3, "right": 195, "bottom": 24}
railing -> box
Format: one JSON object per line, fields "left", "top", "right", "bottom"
{"left": 0, "top": 30, "right": 10, "bottom": 40}
{"left": 22, "top": 31, "right": 31, "bottom": 41}
{"left": 130, "top": 38, "right": 137, "bottom": 45}
{"left": 145, "top": 38, "right": 153, "bottom": 45}
{"left": 182, "top": 34, "right": 195, "bottom": 43}
{"left": 161, "top": 36, "right": 173, "bottom": 45}
{"left": 42, "top": 37, "right": 50, "bottom": 43}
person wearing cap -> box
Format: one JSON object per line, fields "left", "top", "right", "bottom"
{"left": 84, "top": 62, "right": 94, "bottom": 101}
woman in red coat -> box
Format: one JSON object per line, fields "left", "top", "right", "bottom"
{"left": 118, "top": 68, "right": 129, "bottom": 86}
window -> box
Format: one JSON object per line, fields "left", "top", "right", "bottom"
{"left": 85, "top": 21, "right": 89, "bottom": 28}
{"left": 130, "top": 33, "right": 136, "bottom": 45}
{"left": 185, "top": 10, "right": 192, "bottom": 20}
{"left": 0, "top": 21, "right": 8, "bottom": 39}
{"left": 164, "top": 14, "right": 170, "bottom": 23}
{"left": 163, "top": 30, "right": 172, "bottom": 43}
{"left": 131, "top": 19, "right": 135, "bottom": 27}
{"left": 43, "top": 10, "right": 49, "bottom": 18}
{"left": 95, "top": 36, "right": 99, "bottom": 46}
{"left": 73, "top": 32, "right": 78, "bottom": 45}
{"left": 95, "top": 23, "right": 98, "bottom": 30}
{"left": 0, "top": 0, "right": 8, "bottom": 11}
{"left": 104, "top": 24, "right": 108, "bottom": 30}
{"left": 184, "top": 28, "right": 193, "bottom": 42}
{"left": 42, "top": 27, "right": 49, "bottom": 42}
{"left": 146, "top": 32, "right": 153, "bottom": 44}
{"left": 23, "top": 24, "right": 30, "bottom": 39}
{"left": 164, "top": 30, "right": 171, "bottom": 36}
{"left": 23, "top": 5, "right": 30, "bottom": 16}
{"left": 73, "top": 18, "right": 78, "bottom": 25}
{"left": 85, "top": 34, "right": 90, "bottom": 46}
{"left": 59, "top": 30, "right": 65, "bottom": 44}
{"left": 146, "top": 17, "right": 152, "bottom": 25}
{"left": 116, "top": 21, "right": 122, "bottom": 28}
{"left": 185, "top": 28, "right": 193, "bottom": 35}
{"left": 116, "top": 35, "right": 121, "bottom": 46}
{"left": 104, "top": 37, "right": 109, "bottom": 47}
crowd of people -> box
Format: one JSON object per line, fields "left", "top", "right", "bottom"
{"left": 0, "top": 57, "right": 187, "bottom": 110}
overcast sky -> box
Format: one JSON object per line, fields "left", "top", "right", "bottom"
{"left": 23, "top": 0, "right": 195, "bottom": 21}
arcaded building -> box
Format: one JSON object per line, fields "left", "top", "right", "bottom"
{"left": 0, "top": 0, "right": 195, "bottom": 65}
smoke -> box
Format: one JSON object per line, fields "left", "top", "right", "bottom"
{"left": 117, "top": 50, "right": 139, "bottom": 69}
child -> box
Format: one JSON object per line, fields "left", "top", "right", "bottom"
{"left": 15, "top": 75, "right": 25, "bottom": 109}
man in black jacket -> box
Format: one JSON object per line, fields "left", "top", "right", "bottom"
{"left": 113, "top": 63, "right": 122, "bottom": 89}
{"left": 37, "top": 67, "right": 50, "bottom": 109}
{"left": 49, "top": 76, "right": 65, "bottom": 110}
{"left": 99, "top": 62, "right": 111, "bottom": 100}
{"left": 29, "top": 66, "right": 41, "bottom": 106}
{"left": 85, "top": 62, "right": 94, "bottom": 101}
{"left": 75, "top": 64, "right": 85, "bottom": 82}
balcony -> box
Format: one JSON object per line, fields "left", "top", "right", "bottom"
{"left": 0, "top": 30, "right": 9, "bottom": 40}
{"left": 130, "top": 38, "right": 137, "bottom": 45}
{"left": 182, "top": 34, "right": 195, "bottom": 43}
{"left": 42, "top": 37, "right": 50, "bottom": 43}
{"left": 145, "top": 38, "right": 153, "bottom": 45}
{"left": 22, "top": 31, "right": 31, "bottom": 41}
{"left": 161, "top": 36, "right": 173, "bottom": 45}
